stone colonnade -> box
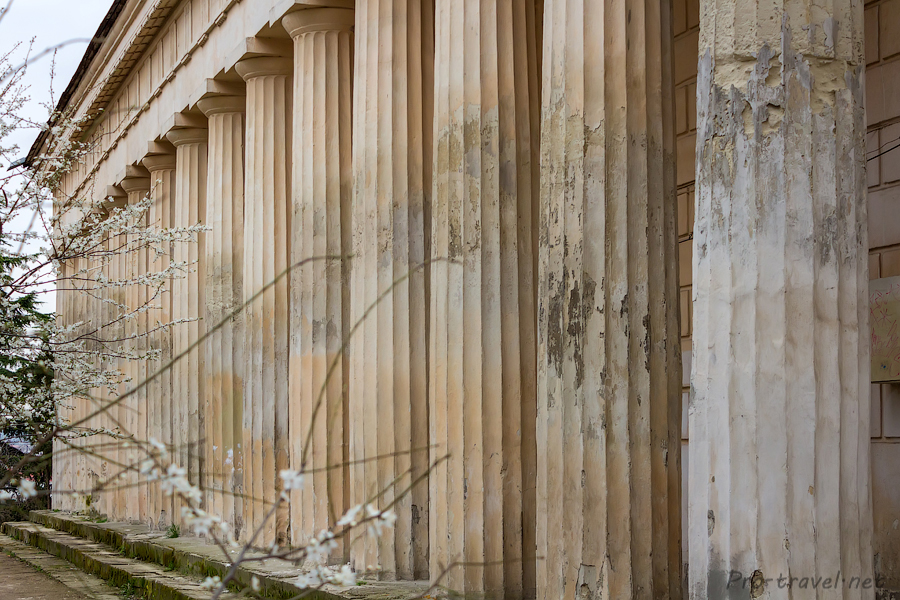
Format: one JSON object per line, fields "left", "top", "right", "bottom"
{"left": 56, "top": 0, "right": 874, "bottom": 597}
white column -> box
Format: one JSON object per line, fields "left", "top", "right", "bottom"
{"left": 349, "top": 0, "right": 433, "bottom": 579}
{"left": 103, "top": 187, "right": 128, "bottom": 520}
{"left": 141, "top": 151, "right": 177, "bottom": 530}
{"left": 235, "top": 57, "right": 292, "bottom": 546}
{"left": 429, "top": 0, "right": 540, "bottom": 594}
{"left": 120, "top": 174, "right": 151, "bottom": 523}
{"left": 282, "top": 8, "right": 353, "bottom": 559}
{"left": 197, "top": 94, "right": 246, "bottom": 534}
{"left": 536, "top": 0, "right": 683, "bottom": 597}
{"left": 689, "top": 0, "right": 872, "bottom": 597}
{"left": 165, "top": 127, "right": 208, "bottom": 521}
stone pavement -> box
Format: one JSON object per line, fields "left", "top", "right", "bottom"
{"left": 0, "top": 550, "right": 91, "bottom": 599}
{"left": 0, "top": 534, "right": 121, "bottom": 600}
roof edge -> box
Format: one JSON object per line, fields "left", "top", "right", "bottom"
{"left": 24, "top": 0, "right": 129, "bottom": 168}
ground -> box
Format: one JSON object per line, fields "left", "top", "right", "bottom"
{"left": 0, "top": 550, "right": 92, "bottom": 599}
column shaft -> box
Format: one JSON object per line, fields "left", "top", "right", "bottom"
{"left": 110, "top": 212, "right": 128, "bottom": 520}
{"left": 537, "top": 0, "right": 682, "bottom": 597}
{"left": 349, "top": 0, "right": 433, "bottom": 579}
{"left": 121, "top": 178, "right": 151, "bottom": 523}
{"left": 143, "top": 154, "right": 177, "bottom": 530}
{"left": 689, "top": 0, "right": 872, "bottom": 597}
{"left": 235, "top": 57, "right": 292, "bottom": 546}
{"left": 198, "top": 95, "right": 246, "bottom": 535}
{"left": 166, "top": 128, "right": 208, "bottom": 522}
{"left": 283, "top": 9, "right": 353, "bottom": 557}
{"left": 429, "top": 0, "right": 540, "bottom": 594}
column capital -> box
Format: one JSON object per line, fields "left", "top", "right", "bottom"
{"left": 104, "top": 185, "right": 128, "bottom": 211}
{"left": 119, "top": 165, "right": 152, "bottom": 195}
{"left": 166, "top": 127, "right": 209, "bottom": 147}
{"left": 142, "top": 154, "right": 177, "bottom": 172}
{"left": 119, "top": 178, "right": 151, "bottom": 193}
{"left": 197, "top": 95, "right": 246, "bottom": 117}
{"left": 282, "top": 8, "right": 353, "bottom": 38}
{"left": 235, "top": 57, "right": 292, "bottom": 81}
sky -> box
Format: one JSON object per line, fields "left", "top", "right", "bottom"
{"left": 2, "top": 0, "right": 112, "bottom": 163}
{"left": 2, "top": 0, "right": 112, "bottom": 312}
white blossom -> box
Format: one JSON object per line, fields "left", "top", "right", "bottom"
{"left": 200, "top": 576, "right": 221, "bottom": 590}
{"left": 279, "top": 469, "right": 305, "bottom": 491}
{"left": 16, "top": 479, "right": 37, "bottom": 499}
{"left": 333, "top": 564, "right": 356, "bottom": 587}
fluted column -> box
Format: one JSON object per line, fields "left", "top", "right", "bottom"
{"left": 282, "top": 9, "right": 353, "bottom": 559}
{"left": 142, "top": 152, "right": 176, "bottom": 530}
{"left": 165, "top": 127, "right": 208, "bottom": 521}
{"left": 94, "top": 214, "right": 114, "bottom": 519}
{"left": 235, "top": 57, "right": 292, "bottom": 546}
{"left": 120, "top": 174, "right": 152, "bottom": 523}
{"left": 198, "top": 94, "right": 246, "bottom": 535}
{"left": 536, "top": 0, "right": 682, "bottom": 597}
{"left": 689, "top": 0, "right": 871, "bottom": 598}
{"left": 349, "top": 0, "right": 433, "bottom": 579}
{"left": 102, "top": 187, "right": 128, "bottom": 520}
{"left": 429, "top": 0, "right": 539, "bottom": 595}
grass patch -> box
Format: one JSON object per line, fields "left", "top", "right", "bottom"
{"left": 165, "top": 524, "right": 180, "bottom": 539}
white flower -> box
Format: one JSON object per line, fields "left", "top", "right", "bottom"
{"left": 296, "top": 569, "right": 322, "bottom": 589}
{"left": 364, "top": 504, "right": 397, "bottom": 539}
{"left": 17, "top": 479, "right": 37, "bottom": 499}
{"left": 333, "top": 564, "right": 356, "bottom": 587}
{"left": 337, "top": 504, "right": 363, "bottom": 527}
{"left": 181, "top": 507, "right": 220, "bottom": 537}
{"left": 149, "top": 437, "right": 168, "bottom": 458}
{"left": 279, "top": 469, "right": 305, "bottom": 491}
{"left": 0, "top": 490, "right": 13, "bottom": 503}
{"left": 200, "top": 576, "right": 221, "bottom": 590}
{"left": 305, "top": 534, "right": 336, "bottom": 565}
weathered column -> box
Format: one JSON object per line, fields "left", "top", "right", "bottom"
{"left": 428, "top": 0, "right": 539, "bottom": 595}
{"left": 235, "top": 57, "right": 292, "bottom": 546}
{"left": 165, "top": 127, "right": 208, "bottom": 520}
{"left": 142, "top": 151, "right": 177, "bottom": 530}
{"left": 197, "top": 94, "right": 246, "bottom": 534}
{"left": 349, "top": 0, "right": 433, "bottom": 579}
{"left": 282, "top": 9, "right": 352, "bottom": 559}
{"left": 689, "top": 1, "right": 871, "bottom": 598}
{"left": 103, "top": 186, "right": 128, "bottom": 520}
{"left": 120, "top": 173, "right": 151, "bottom": 524}
{"left": 94, "top": 215, "right": 114, "bottom": 519}
{"left": 536, "top": 0, "right": 682, "bottom": 597}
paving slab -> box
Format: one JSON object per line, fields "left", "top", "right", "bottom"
{"left": 0, "top": 534, "right": 120, "bottom": 599}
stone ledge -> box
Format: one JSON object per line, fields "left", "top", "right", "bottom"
{"left": 20, "top": 511, "right": 429, "bottom": 600}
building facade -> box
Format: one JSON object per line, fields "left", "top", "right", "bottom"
{"left": 31, "top": 0, "right": 900, "bottom": 597}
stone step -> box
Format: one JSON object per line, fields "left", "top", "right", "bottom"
{"left": 0, "top": 532, "right": 122, "bottom": 599}
{"left": 14, "top": 511, "right": 430, "bottom": 600}
{"left": 2, "top": 521, "right": 250, "bottom": 600}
